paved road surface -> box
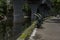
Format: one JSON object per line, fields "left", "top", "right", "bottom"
{"left": 29, "top": 17, "right": 60, "bottom": 40}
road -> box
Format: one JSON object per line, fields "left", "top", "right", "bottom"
{"left": 29, "top": 17, "right": 60, "bottom": 40}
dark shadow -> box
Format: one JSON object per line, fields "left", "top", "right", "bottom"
{"left": 36, "top": 26, "right": 44, "bottom": 29}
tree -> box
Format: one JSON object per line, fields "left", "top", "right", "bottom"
{"left": 50, "top": 0, "right": 60, "bottom": 16}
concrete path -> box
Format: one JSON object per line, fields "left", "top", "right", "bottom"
{"left": 29, "top": 17, "right": 60, "bottom": 40}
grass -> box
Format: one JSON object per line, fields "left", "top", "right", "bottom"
{"left": 17, "top": 20, "right": 37, "bottom": 40}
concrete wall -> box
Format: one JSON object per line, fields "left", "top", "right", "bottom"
{"left": 13, "top": 0, "right": 25, "bottom": 24}
{"left": 13, "top": 0, "right": 26, "bottom": 39}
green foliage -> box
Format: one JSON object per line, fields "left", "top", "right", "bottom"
{"left": 54, "top": 0, "right": 60, "bottom": 14}
{"left": 22, "top": 3, "right": 31, "bottom": 13}
{"left": 0, "top": 0, "right": 7, "bottom": 15}
{"left": 51, "top": 0, "right": 60, "bottom": 2}
{"left": 50, "top": 0, "right": 60, "bottom": 15}
{"left": 0, "top": 0, "right": 7, "bottom": 40}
